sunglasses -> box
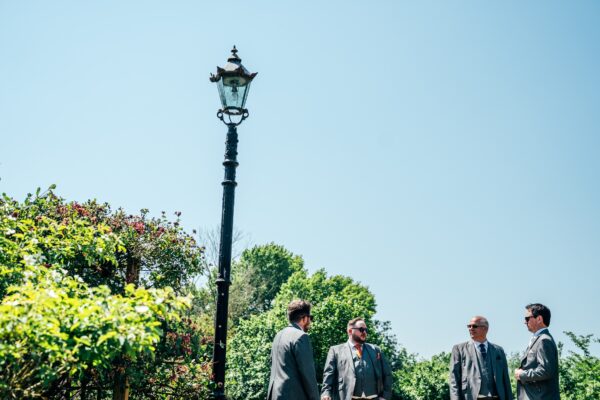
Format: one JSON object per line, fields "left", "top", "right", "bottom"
{"left": 303, "top": 315, "right": 314, "bottom": 322}
{"left": 467, "top": 324, "right": 484, "bottom": 329}
{"left": 351, "top": 327, "right": 368, "bottom": 333}
{"left": 524, "top": 316, "right": 535, "bottom": 322}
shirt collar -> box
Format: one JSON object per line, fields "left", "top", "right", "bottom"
{"left": 533, "top": 327, "right": 548, "bottom": 337}
{"left": 472, "top": 339, "right": 489, "bottom": 350}
{"left": 291, "top": 322, "right": 302, "bottom": 331}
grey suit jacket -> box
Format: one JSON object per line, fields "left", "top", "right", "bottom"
{"left": 321, "top": 342, "right": 393, "bottom": 400}
{"left": 517, "top": 329, "right": 560, "bottom": 400}
{"left": 449, "top": 341, "right": 513, "bottom": 400}
{"left": 267, "top": 323, "right": 320, "bottom": 400}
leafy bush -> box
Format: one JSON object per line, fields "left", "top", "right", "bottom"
{"left": 0, "top": 188, "right": 210, "bottom": 398}
{"left": 0, "top": 271, "right": 189, "bottom": 398}
{"left": 560, "top": 332, "right": 600, "bottom": 400}
{"left": 394, "top": 352, "right": 450, "bottom": 400}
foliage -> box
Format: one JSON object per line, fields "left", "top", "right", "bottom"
{"left": 0, "top": 264, "right": 190, "bottom": 398}
{"left": 5, "top": 190, "right": 600, "bottom": 399}
{"left": 0, "top": 188, "right": 123, "bottom": 299}
{"left": 560, "top": 332, "right": 600, "bottom": 400}
{"left": 228, "top": 243, "right": 304, "bottom": 324}
{"left": 0, "top": 189, "right": 204, "bottom": 296}
{"left": 394, "top": 352, "right": 450, "bottom": 400}
{"left": 504, "top": 351, "right": 518, "bottom": 398}
{"left": 127, "top": 318, "right": 213, "bottom": 400}
{"left": 192, "top": 243, "right": 303, "bottom": 333}
{"left": 226, "top": 268, "right": 397, "bottom": 400}
{"left": 0, "top": 188, "right": 209, "bottom": 398}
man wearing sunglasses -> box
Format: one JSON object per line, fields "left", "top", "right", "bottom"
{"left": 321, "top": 318, "right": 392, "bottom": 400}
{"left": 514, "top": 303, "right": 559, "bottom": 400}
{"left": 449, "top": 316, "right": 513, "bottom": 400}
{"left": 267, "top": 299, "right": 320, "bottom": 400}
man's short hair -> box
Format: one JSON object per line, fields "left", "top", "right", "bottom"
{"left": 347, "top": 317, "right": 365, "bottom": 329}
{"left": 287, "top": 299, "right": 312, "bottom": 323}
{"left": 526, "top": 303, "right": 551, "bottom": 326}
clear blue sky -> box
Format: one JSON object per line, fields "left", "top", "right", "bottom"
{"left": 1, "top": 1, "right": 599, "bottom": 358}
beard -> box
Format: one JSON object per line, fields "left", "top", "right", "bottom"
{"left": 352, "top": 332, "right": 366, "bottom": 344}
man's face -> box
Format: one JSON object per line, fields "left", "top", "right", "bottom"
{"left": 348, "top": 320, "right": 368, "bottom": 344}
{"left": 467, "top": 317, "right": 488, "bottom": 342}
{"left": 524, "top": 309, "right": 543, "bottom": 333}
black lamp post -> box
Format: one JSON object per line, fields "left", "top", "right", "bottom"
{"left": 209, "top": 46, "right": 257, "bottom": 399}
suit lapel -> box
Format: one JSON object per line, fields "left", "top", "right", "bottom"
{"left": 467, "top": 341, "right": 481, "bottom": 375}
{"left": 346, "top": 342, "right": 356, "bottom": 373}
{"left": 521, "top": 334, "right": 542, "bottom": 364}
{"left": 487, "top": 343, "right": 498, "bottom": 376}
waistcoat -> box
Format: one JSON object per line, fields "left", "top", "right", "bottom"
{"left": 476, "top": 345, "right": 498, "bottom": 397}
{"left": 353, "top": 345, "right": 378, "bottom": 397}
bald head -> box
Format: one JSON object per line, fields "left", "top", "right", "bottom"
{"left": 472, "top": 316, "right": 489, "bottom": 327}
{"left": 468, "top": 315, "right": 489, "bottom": 342}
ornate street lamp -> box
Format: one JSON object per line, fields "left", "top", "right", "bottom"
{"left": 210, "top": 45, "right": 258, "bottom": 121}
{"left": 210, "top": 46, "right": 257, "bottom": 399}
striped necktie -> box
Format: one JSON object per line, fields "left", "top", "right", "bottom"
{"left": 479, "top": 343, "right": 487, "bottom": 359}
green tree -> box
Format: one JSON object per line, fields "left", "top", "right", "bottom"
{"left": 192, "top": 243, "right": 304, "bottom": 332}
{"left": 394, "top": 352, "right": 450, "bottom": 400}
{"left": 226, "top": 268, "right": 400, "bottom": 400}
{"left": 560, "top": 332, "right": 600, "bottom": 400}
{"left": 228, "top": 243, "right": 303, "bottom": 323}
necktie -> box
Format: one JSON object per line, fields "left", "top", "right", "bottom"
{"left": 479, "top": 343, "right": 487, "bottom": 359}
{"left": 355, "top": 343, "right": 362, "bottom": 359}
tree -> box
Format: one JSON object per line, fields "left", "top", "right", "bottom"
{"left": 394, "top": 352, "right": 450, "bottom": 400}
{"left": 560, "top": 332, "right": 600, "bottom": 400}
{"left": 228, "top": 243, "right": 304, "bottom": 324}
{"left": 191, "top": 242, "right": 304, "bottom": 333}
{"left": 226, "top": 268, "right": 400, "bottom": 400}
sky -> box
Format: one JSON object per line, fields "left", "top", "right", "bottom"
{"left": 1, "top": 1, "right": 599, "bottom": 359}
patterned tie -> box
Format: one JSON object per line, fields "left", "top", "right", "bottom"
{"left": 355, "top": 343, "right": 362, "bottom": 359}
{"left": 479, "top": 343, "right": 487, "bottom": 359}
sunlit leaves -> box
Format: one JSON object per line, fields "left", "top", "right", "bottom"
{"left": 0, "top": 188, "right": 204, "bottom": 398}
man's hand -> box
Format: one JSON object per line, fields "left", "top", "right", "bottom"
{"left": 514, "top": 368, "right": 523, "bottom": 381}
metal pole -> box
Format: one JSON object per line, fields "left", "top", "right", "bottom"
{"left": 212, "top": 122, "right": 239, "bottom": 399}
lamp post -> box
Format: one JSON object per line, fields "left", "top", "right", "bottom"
{"left": 209, "top": 46, "right": 257, "bottom": 400}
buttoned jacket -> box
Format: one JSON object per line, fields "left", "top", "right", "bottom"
{"left": 517, "top": 329, "right": 560, "bottom": 400}
{"left": 449, "top": 341, "right": 513, "bottom": 400}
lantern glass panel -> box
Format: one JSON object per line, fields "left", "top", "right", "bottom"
{"left": 217, "top": 75, "right": 251, "bottom": 111}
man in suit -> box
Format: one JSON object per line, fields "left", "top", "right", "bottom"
{"left": 268, "top": 299, "right": 320, "bottom": 400}
{"left": 514, "top": 303, "right": 560, "bottom": 400}
{"left": 321, "top": 317, "right": 392, "bottom": 400}
{"left": 449, "top": 315, "right": 513, "bottom": 400}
